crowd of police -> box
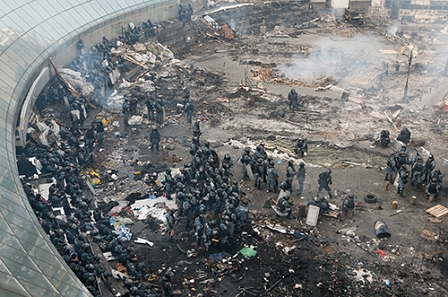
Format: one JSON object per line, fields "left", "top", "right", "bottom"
{"left": 162, "top": 121, "right": 251, "bottom": 252}
{"left": 384, "top": 130, "right": 444, "bottom": 200}
{"left": 15, "top": 8, "right": 248, "bottom": 295}
{"left": 17, "top": 17, "right": 171, "bottom": 297}
{"left": 16, "top": 12, "right": 446, "bottom": 296}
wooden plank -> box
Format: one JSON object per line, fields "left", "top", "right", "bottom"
{"left": 434, "top": 209, "right": 448, "bottom": 218}
{"left": 426, "top": 204, "right": 448, "bottom": 218}
{"left": 384, "top": 111, "right": 400, "bottom": 132}
{"left": 436, "top": 211, "right": 448, "bottom": 218}
{"left": 427, "top": 205, "right": 445, "bottom": 213}
{"left": 379, "top": 49, "right": 398, "bottom": 55}
{"left": 426, "top": 204, "right": 442, "bottom": 212}
{"left": 432, "top": 205, "right": 445, "bottom": 211}
{"left": 428, "top": 208, "right": 443, "bottom": 213}
{"left": 431, "top": 208, "right": 444, "bottom": 214}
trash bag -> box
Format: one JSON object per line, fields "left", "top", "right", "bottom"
{"left": 239, "top": 247, "right": 257, "bottom": 258}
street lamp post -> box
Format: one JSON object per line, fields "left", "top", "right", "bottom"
{"left": 402, "top": 49, "right": 414, "bottom": 101}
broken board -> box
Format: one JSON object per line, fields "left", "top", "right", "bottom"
{"left": 426, "top": 204, "right": 448, "bottom": 219}
{"left": 421, "top": 229, "right": 440, "bottom": 242}
{"left": 379, "top": 49, "right": 398, "bottom": 55}
{"left": 322, "top": 210, "right": 339, "bottom": 218}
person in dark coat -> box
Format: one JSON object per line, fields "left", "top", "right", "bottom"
{"left": 317, "top": 169, "right": 333, "bottom": 199}
{"left": 149, "top": 127, "right": 161, "bottom": 152}
{"left": 396, "top": 127, "right": 411, "bottom": 144}
{"left": 287, "top": 88, "right": 298, "bottom": 112}
{"left": 17, "top": 154, "right": 37, "bottom": 178}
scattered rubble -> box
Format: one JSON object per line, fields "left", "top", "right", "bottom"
{"left": 18, "top": 2, "right": 448, "bottom": 296}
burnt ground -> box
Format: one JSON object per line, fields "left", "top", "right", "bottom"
{"left": 63, "top": 96, "right": 448, "bottom": 297}
{"left": 28, "top": 2, "right": 448, "bottom": 296}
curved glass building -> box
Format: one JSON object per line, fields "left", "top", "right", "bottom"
{"left": 0, "top": 0, "right": 186, "bottom": 296}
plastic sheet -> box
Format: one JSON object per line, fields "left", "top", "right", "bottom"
{"left": 239, "top": 247, "right": 257, "bottom": 257}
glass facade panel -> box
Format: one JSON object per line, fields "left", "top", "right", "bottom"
{"left": 66, "top": 7, "right": 88, "bottom": 25}
{"left": 4, "top": 1, "right": 20, "bottom": 12}
{"left": 1, "top": 209, "right": 31, "bottom": 228}
{"left": 0, "top": 105, "right": 7, "bottom": 120}
{"left": 24, "top": 30, "right": 52, "bottom": 49}
{"left": 72, "top": 6, "right": 93, "bottom": 24}
{"left": 34, "top": 19, "right": 63, "bottom": 43}
{"left": 0, "top": 196, "right": 28, "bottom": 218}
{"left": 3, "top": 47, "right": 34, "bottom": 72}
{"left": 59, "top": 9, "right": 84, "bottom": 28}
{"left": 24, "top": 2, "right": 48, "bottom": 24}
{"left": 13, "top": 226, "right": 47, "bottom": 247}
{"left": 13, "top": 6, "right": 42, "bottom": 26}
{"left": 0, "top": 271, "right": 30, "bottom": 297}
{"left": 0, "top": 54, "right": 25, "bottom": 78}
{"left": 33, "top": 1, "right": 58, "bottom": 19}
{"left": 0, "top": 137, "right": 6, "bottom": 149}
{"left": 17, "top": 279, "right": 58, "bottom": 297}
{"left": 89, "top": 1, "right": 111, "bottom": 15}
{"left": 0, "top": 20, "right": 14, "bottom": 51}
{"left": 0, "top": 229, "right": 22, "bottom": 250}
{"left": 11, "top": 0, "right": 34, "bottom": 6}
{"left": 6, "top": 11, "right": 34, "bottom": 33}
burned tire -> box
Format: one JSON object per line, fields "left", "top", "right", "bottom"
{"left": 364, "top": 194, "right": 377, "bottom": 204}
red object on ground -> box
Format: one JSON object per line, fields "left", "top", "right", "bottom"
{"left": 376, "top": 249, "right": 385, "bottom": 257}
{"left": 444, "top": 99, "right": 448, "bottom": 109}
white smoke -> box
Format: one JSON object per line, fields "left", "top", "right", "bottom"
{"left": 228, "top": 19, "right": 237, "bottom": 31}
{"left": 387, "top": 21, "right": 401, "bottom": 37}
{"left": 275, "top": 34, "right": 384, "bottom": 84}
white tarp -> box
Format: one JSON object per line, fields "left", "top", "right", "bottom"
{"left": 106, "top": 90, "right": 125, "bottom": 111}
{"left": 131, "top": 196, "right": 177, "bottom": 222}
{"left": 59, "top": 68, "right": 95, "bottom": 96}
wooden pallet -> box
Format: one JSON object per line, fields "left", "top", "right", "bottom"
{"left": 426, "top": 204, "right": 448, "bottom": 219}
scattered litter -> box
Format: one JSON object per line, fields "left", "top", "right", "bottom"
{"left": 103, "top": 252, "right": 117, "bottom": 261}
{"left": 421, "top": 229, "right": 440, "bottom": 242}
{"left": 128, "top": 115, "right": 143, "bottom": 126}
{"left": 134, "top": 237, "right": 154, "bottom": 247}
{"left": 275, "top": 242, "right": 296, "bottom": 255}
{"left": 239, "top": 247, "right": 257, "bottom": 258}
{"left": 111, "top": 269, "right": 129, "bottom": 280}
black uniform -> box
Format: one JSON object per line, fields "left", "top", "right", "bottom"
{"left": 149, "top": 128, "right": 161, "bottom": 151}
{"left": 380, "top": 130, "right": 390, "bottom": 148}
{"left": 287, "top": 89, "right": 298, "bottom": 112}
{"left": 317, "top": 169, "right": 333, "bottom": 198}
{"left": 294, "top": 138, "right": 308, "bottom": 156}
